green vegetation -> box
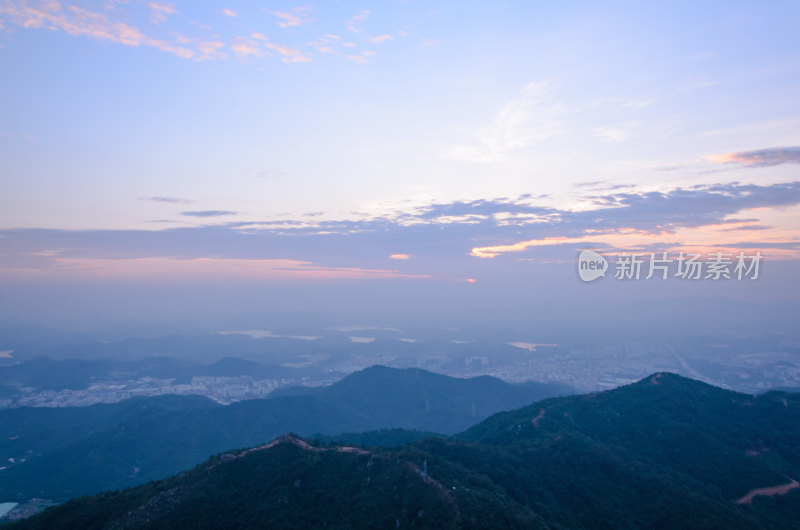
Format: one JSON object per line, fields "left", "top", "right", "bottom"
{"left": 313, "top": 428, "right": 444, "bottom": 447}
{"left": 0, "top": 366, "right": 564, "bottom": 501}
{"left": 8, "top": 372, "right": 800, "bottom": 529}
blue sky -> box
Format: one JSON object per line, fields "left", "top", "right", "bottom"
{"left": 1, "top": 1, "right": 799, "bottom": 325}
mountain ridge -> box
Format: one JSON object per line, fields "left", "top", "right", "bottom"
{"left": 0, "top": 365, "right": 568, "bottom": 502}
{"left": 8, "top": 371, "right": 800, "bottom": 529}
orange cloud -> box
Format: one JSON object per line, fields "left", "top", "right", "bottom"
{"left": 471, "top": 235, "right": 604, "bottom": 258}
{"left": 471, "top": 220, "right": 800, "bottom": 260}
{"left": 389, "top": 254, "right": 410, "bottom": 260}
{"left": 706, "top": 147, "right": 800, "bottom": 167}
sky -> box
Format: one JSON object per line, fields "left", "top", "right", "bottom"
{"left": 1, "top": 0, "right": 799, "bottom": 329}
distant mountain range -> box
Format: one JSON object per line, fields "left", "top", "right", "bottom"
{"left": 7, "top": 372, "right": 800, "bottom": 529}
{"left": 0, "top": 366, "right": 570, "bottom": 502}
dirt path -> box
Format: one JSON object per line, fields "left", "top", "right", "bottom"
{"left": 209, "top": 435, "right": 370, "bottom": 469}
{"left": 404, "top": 461, "right": 461, "bottom": 519}
{"left": 735, "top": 478, "right": 800, "bottom": 504}
{"left": 531, "top": 408, "right": 546, "bottom": 427}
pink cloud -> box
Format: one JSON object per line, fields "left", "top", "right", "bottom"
{"left": 264, "top": 41, "right": 311, "bottom": 63}
{"left": 369, "top": 34, "right": 392, "bottom": 44}
{"left": 0, "top": 1, "right": 194, "bottom": 58}
{"left": 196, "top": 40, "right": 226, "bottom": 60}
{"left": 346, "top": 9, "right": 369, "bottom": 33}
{"left": 346, "top": 50, "right": 376, "bottom": 64}
{"left": 230, "top": 37, "right": 263, "bottom": 58}
{"left": 268, "top": 6, "right": 311, "bottom": 28}
{"left": 147, "top": 2, "right": 175, "bottom": 25}
{"left": 230, "top": 33, "right": 310, "bottom": 63}
{"left": 706, "top": 147, "right": 800, "bottom": 167}
{"left": 271, "top": 11, "right": 300, "bottom": 28}
{"left": 11, "top": 257, "right": 431, "bottom": 282}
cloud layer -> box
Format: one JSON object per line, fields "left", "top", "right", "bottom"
{"left": 2, "top": 181, "right": 799, "bottom": 281}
